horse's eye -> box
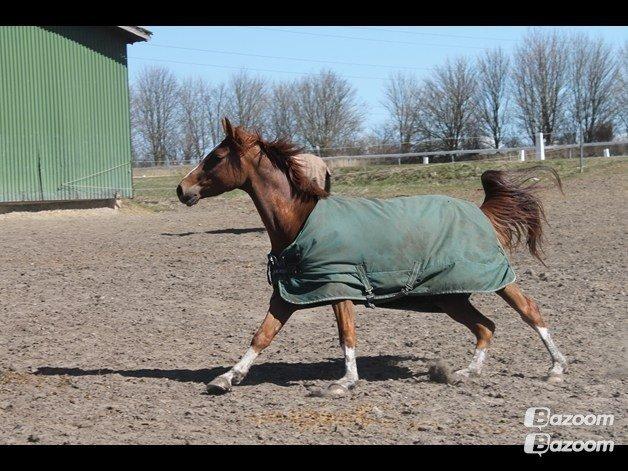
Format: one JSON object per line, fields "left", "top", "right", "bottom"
{"left": 202, "top": 154, "right": 221, "bottom": 172}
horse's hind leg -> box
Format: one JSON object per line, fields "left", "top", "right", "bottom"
{"left": 332, "top": 300, "right": 359, "bottom": 390}
{"left": 497, "top": 283, "right": 567, "bottom": 381}
{"left": 308, "top": 300, "right": 358, "bottom": 398}
{"left": 434, "top": 294, "right": 496, "bottom": 379}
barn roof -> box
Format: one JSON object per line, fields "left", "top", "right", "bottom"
{"left": 116, "top": 26, "right": 152, "bottom": 43}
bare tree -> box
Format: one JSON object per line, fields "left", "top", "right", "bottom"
{"left": 361, "top": 122, "right": 398, "bottom": 154}
{"left": 420, "top": 57, "right": 478, "bottom": 151}
{"left": 131, "top": 66, "right": 180, "bottom": 164}
{"left": 268, "top": 81, "right": 299, "bottom": 140}
{"left": 382, "top": 72, "right": 423, "bottom": 152}
{"left": 476, "top": 48, "right": 511, "bottom": 148}
{"left": 619, "top": 43, "right": 628, "bottom": 137}
{"left": 292, "top": 70, "right": 365, "bottom": 152}
{"left": 203, "top": 81, "right": 230, "bottom": 147}
{"left": 227, "top": 71, "right": 268, "bottom": 132}
{"left": 568, "top": 33, "right": 621, "bottom": 143}
{"left": 512, "top": 29, "right": 570, "bottom": 144}
{"left": 179, "top": 77, "right": 212, "bottom": 163}
{"left": 129, "top": 83, "right": 141, "bottom": 163}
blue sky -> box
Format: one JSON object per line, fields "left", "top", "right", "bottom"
{"left": 127, "top": 26, "right": 627, "bottom": 130}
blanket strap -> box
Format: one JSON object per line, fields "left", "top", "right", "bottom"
{"left": 388, "top": 261, "right": 423, "bottom": 301}
{"left": 402, "top": 261, "right": 422, "bottom": 295}
{"left": 355, "top": 264, "right": 376, "bottom": 309}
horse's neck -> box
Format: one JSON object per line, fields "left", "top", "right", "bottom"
{"left": 245, "top": 169, "right": 316, "bottom": 254}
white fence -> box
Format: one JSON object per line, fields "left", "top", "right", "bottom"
{"left": 320, "top": 139, "right": 628, "bottom": 168}
{"left": 132, "top": 138, "right": 628, "bottom": 169}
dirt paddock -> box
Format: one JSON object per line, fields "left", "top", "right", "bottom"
{"left": 0, "top": 165, "right": 625, "bottom": 445}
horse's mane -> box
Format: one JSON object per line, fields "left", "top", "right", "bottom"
{"left": 232, "top": 128, "right": 329, "bottom": 201}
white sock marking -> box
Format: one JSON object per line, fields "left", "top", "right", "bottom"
{"left": 224, "top": 346, "right": 258, "bottom": 384}
{"left": 343, "top": 345, "right": 358, "bottom": 380}
{"left": 536, "top": 326, "right": 566, "bottom": 373}
{"left": 335, "top": 344, "right": 358, "bottom": 388}
{"left": 468, "top": 348, "right": 486, "bottom": 373}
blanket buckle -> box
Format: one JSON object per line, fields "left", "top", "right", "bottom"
{"left": 267, "top": 252, "right": 299, "bottom": 285}
{"left": 356, "top": 264, "right": 376, "bottom": 309}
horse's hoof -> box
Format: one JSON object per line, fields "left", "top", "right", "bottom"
{"left": 306, "top": 383, "right": 350, "bottom": 398}
{"left": 453, "top": 370, "right": 470, "bottom": 384}
{"left": 545, "top": 372, "right": 564, "bottom": 384}
{"left": 325, "top": 383, "right": 350, "bottom": 397}
{"left": 452, "top": 368, "right": 481, "bottom": 384}
{"left": 205, "top": 376, "right": 232, "bottom": 395}
{"left": 231, "top": 371, "right": 246, "bottom": 386}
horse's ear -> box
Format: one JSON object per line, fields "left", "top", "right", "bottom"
{"left": 233, "top": 125, "right": 250, "bottom": 145}
{"left": 221, "top": 117, "right": 234, "bottom": 138}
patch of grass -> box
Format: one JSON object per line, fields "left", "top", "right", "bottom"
{"left": 132, "top": 173, "right": 246, "bottom": 202}
{"left": 132, "top": 173, "right": 185, "bottom": 201}
{"left": 331, "top": 157, "right": 627, "bottom": 198}
{"left": 126, "top": 157, "right": 627, "bottom": 205}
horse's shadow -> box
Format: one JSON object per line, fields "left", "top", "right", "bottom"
{"left": 35, "top": 355, "right": 426, "bottom": 388}
{"left": 160, "top": 227, "right": 265, "bottom": 237}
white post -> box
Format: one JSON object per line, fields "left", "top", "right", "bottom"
{"left": 603, "top": 148, "right": 610, "bottom": 157}
{"left": 579, "top": 127, "right": 584, "bottom": 173}
{"left": 535, "top": 132, "right": 545, "bottom": 160}
{"left": 422, "top": 156, "right": 429, "bottom": 165}
{"left": 315, "top": 145, "right": 321, "bottom": 157}
{"left": 519, "top": 149, "right": 526, "bottom": 162}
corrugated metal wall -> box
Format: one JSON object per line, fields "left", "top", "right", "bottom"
{"left": 0, "top": 26, "right": 133, "bottom": 202}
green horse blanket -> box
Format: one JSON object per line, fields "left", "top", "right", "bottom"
{"left": 267, "top": 195, "right": 516, "bottom": 307}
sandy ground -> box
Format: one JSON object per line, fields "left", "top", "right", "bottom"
{"left": 0, "top": 170, "right": 626, "bottom": 445}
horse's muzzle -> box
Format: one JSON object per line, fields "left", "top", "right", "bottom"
{"left": 176, "top": 184, "right": 199, "bottom": 206}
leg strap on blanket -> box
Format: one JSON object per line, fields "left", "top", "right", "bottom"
{"left": 383, "top": 261, "right": 423, "bottom": 302}
{"left": 401, "top": 261, "right": 422, "bottom": 295}
{"left": 356, "top": 264, "right": 376, "bottom": 308}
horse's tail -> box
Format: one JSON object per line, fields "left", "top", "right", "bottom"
{"left": 480, "top": 165, "right": 562, "bottom": 265}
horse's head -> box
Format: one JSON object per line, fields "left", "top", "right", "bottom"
{"left": 177, "top": 117, "right": 328, "bottom": 207}
{"left": 176, "top": 118, "right": 257, "bottom": 206}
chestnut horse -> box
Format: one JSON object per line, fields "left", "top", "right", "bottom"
{"left": 177, "top": 118, "right": 567, "bottom": 397}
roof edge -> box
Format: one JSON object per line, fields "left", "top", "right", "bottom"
{"left": 116, "top": 26, "right": 151, "bottom": 43}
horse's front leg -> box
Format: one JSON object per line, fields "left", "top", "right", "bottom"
{"left": 315, "top": 300, "right": 359, "bottom": 397}
{"left": 206, "top": 294, "right": 295, "bottom": 395}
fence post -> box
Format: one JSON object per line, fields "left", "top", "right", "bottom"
{"left": 519, "top": 149, "right": 526, "bottom": 162}
{"left": 603, "top": 148, "right": 610, "bottom": 157}
{"left": 422, "top": 156, "right": 429, "bottom": 165}
{"left": 579, "top": 127, "right": 584, "bottom": 173}
{"left": 535, "top": 132, "right": 545, "bottom": 160}
{"left": 315, "top": 145, "right": 321, "bottom": 157}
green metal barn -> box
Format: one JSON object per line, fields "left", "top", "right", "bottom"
{"left": 0, "top": 26, "right": 150, "bottom": 205}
